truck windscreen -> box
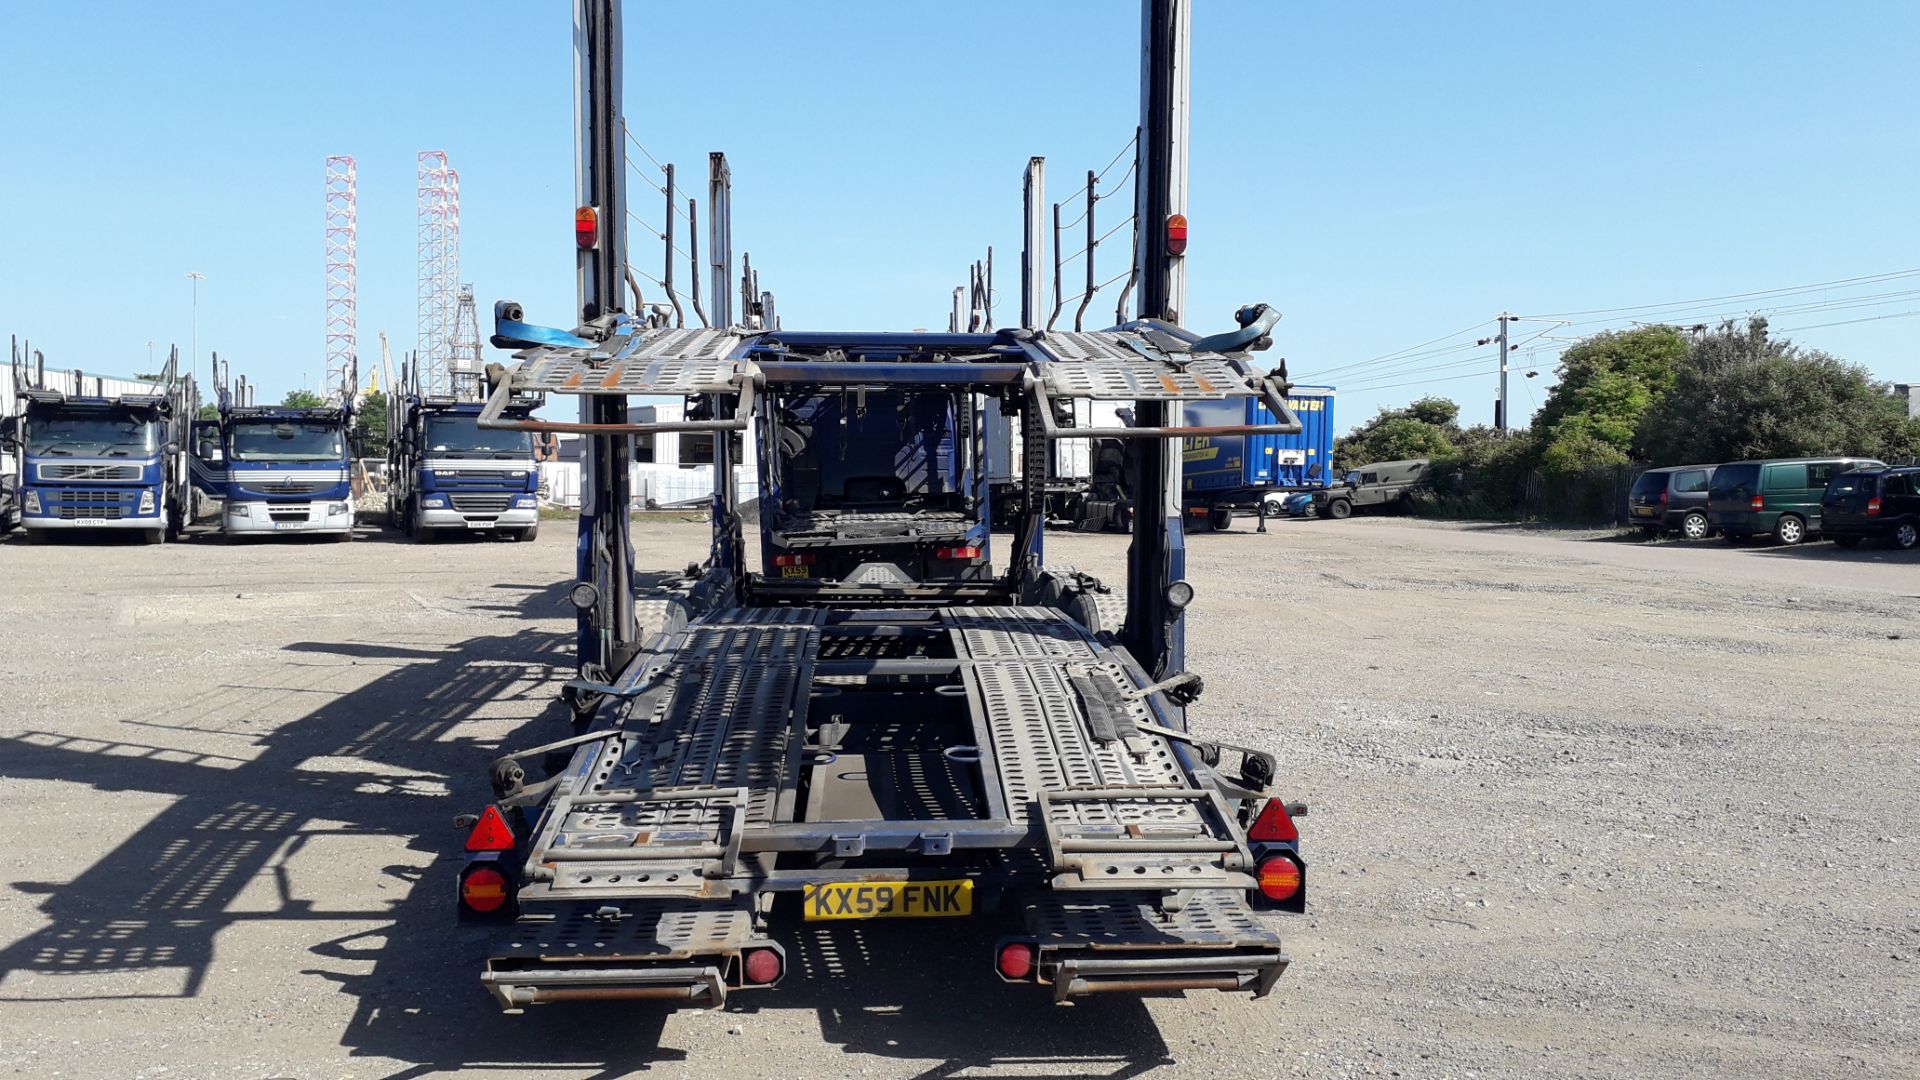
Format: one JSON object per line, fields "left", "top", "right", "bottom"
{"left": 231, "top": 422, "right": 344, "bottom": 462}
{"left": 26, "top": 413, "right": 156, "bottom": 457}
{"left": 425, "top": 416, "right": 533, "bottom": 457}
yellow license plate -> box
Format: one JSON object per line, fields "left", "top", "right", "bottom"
{"left": 802, "top": 879, "right": 973, "bottom": 921}
{"left": 781, "top": 565, "right": 811, "bottom": 578}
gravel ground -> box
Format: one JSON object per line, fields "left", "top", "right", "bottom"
{"left": 0, "top": 517, "right": 1912, "bottom": 1079}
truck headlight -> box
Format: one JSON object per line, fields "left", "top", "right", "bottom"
{"left": 328, "top": 502, "right": 349, "bottom": 515}
{"left": 229, "top": 504, "right": 250, "bottom": 517}
{"left": 513, "top": 495, "right": 537, "bottom": 508}
{"left": 423, "top": 495, "right": 448, "bottom": 508}
{"left": 139, "top": 490, "right": 156, "bottom": 513}
{"left": 23, "top": 490, "right": 41, "bottom": 514}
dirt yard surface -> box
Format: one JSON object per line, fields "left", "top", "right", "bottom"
{"left": 0, "top": 517, "right": 1912, "bottom": 1079}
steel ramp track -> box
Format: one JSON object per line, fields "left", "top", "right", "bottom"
{"left": 1019, "top": 891, "right": 1288, "bottom": 1000}
{"left": 483, "top": 897, "right": 771, "bottom": 1012}
{"left": 943, "top": 606, "right": 1252, "bottom": 890}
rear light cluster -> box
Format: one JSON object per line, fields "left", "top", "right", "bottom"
{"left": 1658, "top": 490, "right": 1669, "bottom": 505}
{"left": 995, "top": 941, "right": 1037, "bottom": 981}
{"left": 741, "top": 946, "right": 784, "bottom": 985}
{"left": 1246, "top": 798, "right": 1306, "bottom": 909}
{"left": 936, "top": 545, "right": 982, "bottom": 560}
{"left": 1750, "top": 495, "right": 1765, "bottom": 511}
{"left": 773, "top": 553, "right": 816, "bottom": 568}
{"left": 458, "top": 806, "right": 518, "bottom": 921}
{"left": 460, "top": 865, "right": 511, "bottom": 913}
{"left": 1868, "top": 497, "right": 1883, "bottom": 516}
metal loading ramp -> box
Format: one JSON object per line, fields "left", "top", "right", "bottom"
{"left": 1021, "top": 891, "right": 1288, "bottom": 1000}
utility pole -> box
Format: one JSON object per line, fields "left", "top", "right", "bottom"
{"left": 1496, "top": 312, "right": 1513, "bottom": 433}
{"left": 1127, "top": 0, "right": 1192, "bottom": 678}
{"left": 575, "top": 0, "right": 637, "bottom": 676}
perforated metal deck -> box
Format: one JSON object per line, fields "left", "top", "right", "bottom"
{"left": 1024, "top": 331, "right": 1250, "bottom": 400}
{"left": 510, "top": 327, "right": 744, "bottom": 395}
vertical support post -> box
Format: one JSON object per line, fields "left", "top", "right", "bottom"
{"left": 1073, "top": 169, "right": 1097, "bottom": 331}
{"left": 663, "top": 163, "right": 683, "bottom": 328}
{"left": 1126, "top": 0, "right": 1192, "bottom": 680}
{"left": 1047, "top": 203, "right": 1065, "bottom": 330}
{"left": 707, "top": 153, "right": 734, "bottom": 328}
{"left": 574, "top": 0, "right": 636, "bottom": 678}
{"left": 1021, "top": 158, "right": 1046, "bottom": 330}
{"left": 687, "top": 198, "right": 707, "bottom": 327}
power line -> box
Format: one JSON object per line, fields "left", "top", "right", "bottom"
{"left": 1772, "top": 309, "right": 1920, "bottom": 333}
{"left": 1517, "top": 267, "right": 1920, "bottom": 320}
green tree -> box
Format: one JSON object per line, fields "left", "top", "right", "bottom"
{"left": 282, "top": 389, "right": 325, "bottom": 408}
{"left": 352, "top": 390, "right": 389, "bottom": 456}
{"left": 1637, "top": 318, "right": 1920, "bottom": 464}
{"left": 1531, "top": 325, "right": 1687, "bottom": 474}
{"left": 1334, "top": 396, "right": 1461, "bottom": 468}
{"left": 197, "top": 403, "right": 220, "bottom": 421}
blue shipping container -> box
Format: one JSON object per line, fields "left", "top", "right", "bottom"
{"left": 1181, "top": 387, "right": 1336, "bottom": 499}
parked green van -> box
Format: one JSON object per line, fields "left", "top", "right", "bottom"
{"left": 1706, "top": 456, "right": 1887, "bottom": 544}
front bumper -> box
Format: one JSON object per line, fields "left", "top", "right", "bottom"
{"left": 22, "top": 514, "right": 162, "bottom": 531}
{"left": 420, "top": 504, "right": 539, "bottom": 530}
{"left": 224, "top": 500, "right": 354, "bottom": 535}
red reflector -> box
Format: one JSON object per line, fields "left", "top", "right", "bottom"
{"left": 1256, "top": 857, "right": 1302, "bottom": 902}
{"left": 461, "top": 866, "right": 509, "bottom": 913}
{"left": 936, "top": 545, "right": 982, "bottom": 560}
{"left": 1658, "top": 489, "right": 1668, "bottom": 505}
{"left": 1750, "top": 495, "right": 1764, "bottom": 511}
{"left": 996, "top": 942, "right": 1035, "bottom": 980}
{"left": 1868, "top": 497, "right": 1882, "bottom": 516}
{"left": 465, "top": 805, "right": 515, "bottom": 852}
{"left": 1248, "top": 798, "right": 1298, "bottom": 843}
{"left": 743, "top": 947, "right": 782, "bottom": 985}
{"left": 773, "top": 553, "right": 816, "bottom": 567}
{"left": 575, "top": 205, "right": 599, "bottom": 249}
{"left": 1166, "top": 213, "right": 1188, "bottom": 256}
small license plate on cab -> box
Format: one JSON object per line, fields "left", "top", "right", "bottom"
{"left": 466, "top": 520, "right": 493, "bottom": 529}
{"left": 74, "top": 518, "right": 105, "bottom": 527}
{"left": 273, "top": 522, "right": 301, "bottom": 530}
{"left": 803, "top": 879, "right": 973, "bottom": 921}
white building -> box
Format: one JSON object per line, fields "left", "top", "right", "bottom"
{"left": 538, "top": 399, "right": 759, "bottom": 510}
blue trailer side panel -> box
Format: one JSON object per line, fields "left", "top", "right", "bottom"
{"left": 1181, "top": 387, "right": 1334, "bottom": 497}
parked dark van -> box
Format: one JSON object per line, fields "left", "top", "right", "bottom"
{"left": 1627, "top": 465, "right": 1717, "bottom": 539}
{"left": 1706, "top": 456, "right": 1886, "bottom": 544}
{"left": 1819, "top": 466, "right": 1920, "bottom": 550}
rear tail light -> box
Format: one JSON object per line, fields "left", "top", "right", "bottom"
{"left": 1750, "top": 495, "right": 1764, "bottom": 511}
{"left": 574, "top": 205, "right": 599, "bottom": 249}
{"left": 1256, "top": 856, "right": 1303, "bottom": 903}
{"left": 1658, "top": 490, "right": 1668, "bottom": 505}
{"left": 1868, "top": 497, "right": 1882, "bottom": 516}
{"left": 995, "top": 941, "right": 1036, "bottom": 981}
{"left": 459, "top": 864, "right": 511, "bottom": 914}
{"left": 741, "top": 946, "right": 784, "bottom": 985}
{"left": 936, "top": 545, "right": 982, "bottom": 560}
{"left": 773, "top": 553, "right": 816, "bottom": 568}
{"left": 1248, "top": 798, "right": 1299, "bottom": 843}
{"left": 465, "top": 805, "right": 516, "bottom": 852}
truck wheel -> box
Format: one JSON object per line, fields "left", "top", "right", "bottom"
{"left": 514, "top": 521, "right": 540, "bottom": 542}
{"left": 1207, "top": 507, "right": 1233, "bottom": 532}
{"left": 142, "top": 527, "right": 165, "bottom": 545}
{"left": 1772, "top": 514, "right": 1806, "bottom": 545}
{"left": 24, "top": 528, "right": 47, "bottom": 545}
{"left": 1327, "top": 498, "right": 1353, "bottom": 520}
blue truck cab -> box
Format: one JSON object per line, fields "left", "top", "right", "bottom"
{"left": 388, "top": 395, "right": 541, "bottom": 541}
{"left": 7, "top": 387, "right": 187, "bottom": 544}
{"left": 1181, "top": 386, "right": 1335, "bottom": 529}
{"left": 201, "top": 404, "right": 356, "bottom": 540}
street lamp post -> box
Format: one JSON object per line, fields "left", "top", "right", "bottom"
{"left": 186, "top": 271, "right": 206, "bottom": 385}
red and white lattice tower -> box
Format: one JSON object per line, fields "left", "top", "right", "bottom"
{"left": 416, "top": 151, "right": 461, "bottom": 396}
{"left": 323, "top": 155, "right": 358, "bottom": 405}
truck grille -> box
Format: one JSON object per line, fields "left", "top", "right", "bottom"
{"left": 450, "top": 493, "right": 512, "bottom": 514}
{"left": 38, "top": 463, "right": 141, "bottom": 482}
{"left": 57, "top": 490, "right": 129, "bottom": 520}
{"left": 258, "top": 478, "right": 331, "bottom": 496}
{"left": 267, "top": 506, "right": 310, "bottom": 523}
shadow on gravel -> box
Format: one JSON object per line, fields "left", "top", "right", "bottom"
{"left": 0, "top": 574, "right": 1175, "bottom": 1079}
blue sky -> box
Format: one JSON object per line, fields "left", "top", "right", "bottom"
{"left": 3, "top": 1, "right": 1915, "bottom": 430}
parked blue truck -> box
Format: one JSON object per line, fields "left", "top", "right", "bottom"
{"left": 386, "top": 373, "right": 542, "bottom": 541}
{"left": 1181, "top": 386, "right": 1335, "bottom": 529}
{"left": 4, "top": 341, "right": 192, "bottom": 545}
{"left": 191, "top": 360, "right": 358, "bottom": 541}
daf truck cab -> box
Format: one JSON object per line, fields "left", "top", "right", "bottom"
{"left": 388, "top": 395, "right": 541, "bottom": 541}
